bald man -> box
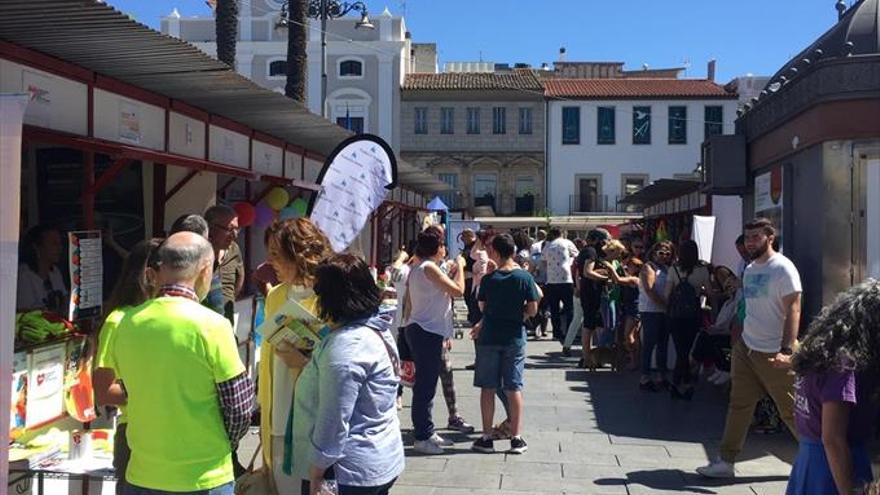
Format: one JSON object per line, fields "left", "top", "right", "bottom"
{"left": 107, "top": 232, "right": 254, "bottom": 495}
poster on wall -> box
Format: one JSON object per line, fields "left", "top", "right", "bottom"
{"left": 9, "top": 352, "right": 29, "bottom": 440}
{"left": 754, "top": 166, "right": 784, "bottom": 250}
{"left": 119, "top": 100, "right": 141, "bottom": 144}
{"left": 22, "top": 70, "right": 52, "bottom": 128}
{"left": 68, "top": 231, "right": 103, "bottom": 321}
{"left": 25, "top": 343, "right": 66, "bottom": 428}
{"left": 309, "top": 135, "right": 397, "bottom": 253}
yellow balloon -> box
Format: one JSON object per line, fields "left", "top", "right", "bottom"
{"left": 265, "top": 187, "right": 290, "bottom": 211}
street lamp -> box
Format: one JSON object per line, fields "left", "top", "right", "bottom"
{"left": 276, "top": 0, "right": 375, "bottom": 118}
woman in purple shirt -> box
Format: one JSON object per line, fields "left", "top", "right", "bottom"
{"left": 783, "top": 279, "right": 879, "bottom": 495}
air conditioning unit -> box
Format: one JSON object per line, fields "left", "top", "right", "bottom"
{"left": 701, "top": 134, "right": 747, "bottom": 193}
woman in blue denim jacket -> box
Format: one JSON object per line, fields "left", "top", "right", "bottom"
{"left": 293, "top": 253, "right": 404, "bottom": 495}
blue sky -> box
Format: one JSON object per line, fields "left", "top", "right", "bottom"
{"left": 113, "top": 0, "right": 846, "bottom": 82}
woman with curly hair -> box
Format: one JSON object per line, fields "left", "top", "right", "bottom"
{"left": 784, "top": 279, "right": 879, "bottom": 495}
{"left": 258, "top": 218, "right": 333, "bottom": 491}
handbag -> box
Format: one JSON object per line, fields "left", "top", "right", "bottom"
{"left": 234, "top": 440, "right": 278, "bottom": 495}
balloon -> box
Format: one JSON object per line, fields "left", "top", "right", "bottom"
{"left": 291, "top": 197, "right": 308, "bottom": 217}
{"left": 279, "top": 205, "right": 300, "bottom": 221}
{"left": 255, "top": 204, "right": 275, "bottom": 227}
{"left": 265, "top": 187, "right": 290, "bottom": 211}
{"left": 233, "top": 202, "right": 256, "bottom": 227}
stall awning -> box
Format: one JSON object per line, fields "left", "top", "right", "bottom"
{"left": 0, "top": 0, "right": 448, "bottom": 195}
{"left": 474, "top": 215, "right": 641, "bottom": 230}
{"left": 617, "top": 179, "right": 703, "bottom": 207}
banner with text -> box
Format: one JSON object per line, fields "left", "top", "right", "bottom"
{"left": 309, "top": 135, "right": 397, "bottom": 253}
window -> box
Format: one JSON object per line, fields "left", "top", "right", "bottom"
{"left": 473, "top": 173, "right": 497, "bottom": 209}
{"left": 336, "top": 116, "right": 364, "bottom": 134}
{"left": 467, "top": 107, "right": 481, "bottom": 134}
{"left": 438, "top": 173, "right": 458, "bottom": 208}
{"left": 632, "top": 106, "right": 651, "bottom": 144}
{"left": 668, "top": 106, "right": 687, "bottom": 144}
{"left": 597, "top": 106, "right": 616, "bottom": 144}
{"left": 492, "top": 107, "right": 506, "bottom": 134}
{"left": 339, "top": 59, "right": 363, "bottom": 77}
{"left": 515, "top": 176, "right": 536, "bottom": 213}
{"left": 441, "top": 107, "right": 454, "bottom": 134}
{"left": 562, "top": 106, "right": 580, "bottom": 144}
{"left": 268, "top": 59, "right": 287, "bottom": 78}
{"left": 621, "top": 175, "right": 648, "bottom": 197}
{"left": 414, "top": 107, "right": 428, "bottom": 135}
{"left": 575, "top": 175, "right": 601, "bottom": 213}
{"left": 518, "top": 107, "right": 533, "bottom": 134}
{"left": 704, "top": 105, "right": 723, "bottom": 139}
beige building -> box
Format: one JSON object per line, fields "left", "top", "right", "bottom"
{"left": 401, "top": 70, "right": 546, "bottom": 216}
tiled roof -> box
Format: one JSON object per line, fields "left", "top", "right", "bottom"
{"left": 403, "top": 70, "right": 544, "bottom": 91}
{"left": 544, "top": 78, "right": 737, "bottom": 99}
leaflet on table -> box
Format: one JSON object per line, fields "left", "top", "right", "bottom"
{"left": 257, "top": 297, "right": 323, "bottom": 349}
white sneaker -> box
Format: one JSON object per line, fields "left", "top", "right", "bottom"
{"left": 712, "top": 371, "right": 731, "bottom": 385}
{"left": 696, "top": 459, "right": 735, "bottom": 478}
{"left": 430, "top": 433, "right": 454, "bottom": 446}
{"left": 706, "top": 370, "right": 721, "bottom": 382}
{"left": 413, "top": 438, "right": 445, "bottom": 455}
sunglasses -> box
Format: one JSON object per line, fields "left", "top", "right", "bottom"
{"left": 211, "top": 223, "right": 240, "bottom": 235}
{"left": 656, "top": 251, "right": 671, "bottom": 257}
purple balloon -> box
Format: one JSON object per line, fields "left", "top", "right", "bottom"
{"left": 255, "top": 204, "right": 275, "bottom": 227}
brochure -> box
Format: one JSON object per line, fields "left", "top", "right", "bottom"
{"left": 257, "top": 297, "right": 323, "bottom": 350}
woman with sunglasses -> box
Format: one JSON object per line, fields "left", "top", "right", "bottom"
{"left": 637, "top": 241, "right": 674, "bottom": 391}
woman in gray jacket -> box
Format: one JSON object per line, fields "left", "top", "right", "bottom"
{"left": 293, "top": 253, "right": 404, "bottom": 495}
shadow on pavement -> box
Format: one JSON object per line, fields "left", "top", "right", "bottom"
{"left": 564, "top": 368, "right": 798, "bottom": 465}
{"left": 594, "top": 468, "right": 789, "bottom": 493}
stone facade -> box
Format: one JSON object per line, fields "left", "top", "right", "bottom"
{"left": 400, "top": 78, "right": 546, "bottom": 216}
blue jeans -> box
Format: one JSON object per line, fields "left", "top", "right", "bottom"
{"left": 640, "top": 312, "right": 669, "bottom": 376}
{"left": 124, "top": 481, "right": 233, "bottom": 495}
{"left": 405, "top": 323, "right": 444, "bottom": 441}
{"left": 474, "top": 343, "right": 525, "bottom": 391}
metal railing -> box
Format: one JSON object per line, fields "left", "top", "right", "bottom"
{"left": 568, "top": 194, "right": 636, "bottom": 214}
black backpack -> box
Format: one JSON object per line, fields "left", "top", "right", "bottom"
{"left": 667, "top": 266, "right": 700, "bottom": 319}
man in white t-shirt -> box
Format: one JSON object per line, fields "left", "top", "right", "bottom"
{"left": 698, "top": 218, "right": 802, "bottom": 479}
{"left": 541, "top": 228, "right": 579, "bottom": 341}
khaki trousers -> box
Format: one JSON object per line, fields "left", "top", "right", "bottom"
{"left": 719, "top": 340, "right": 797, "bottom": 462}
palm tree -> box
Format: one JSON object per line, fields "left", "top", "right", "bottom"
{"left": 215, "top": 0, "right": 238, "bottom": 68}
{"left": 285, "top": 0, "right": 307, "bottom": 102}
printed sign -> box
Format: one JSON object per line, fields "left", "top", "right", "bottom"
{"left": 119, "top": 101, "right": 141, "bottom": 144}
{"left": 754, "top": 166, "right": 784, "bottom": 250}
{"left": 68, "top": 231, "right": 103, "bottom": 321}
{"left": 9, "top": 353, "right": 29, "bottom": 440}
{"left": 22, "top": 70, "right": 52, "bottom": 128}
{"left": 25, "top": 343, "right": 66, "bottom": 428}
{"left": 309, "top": 135, "right": 397, "bottom": 253}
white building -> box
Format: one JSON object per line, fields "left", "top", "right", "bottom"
{"left": 544, "top": 79, "right": 738, "bottom": 215}
{"left": 161, "top": 2, "right": 438, "bottom": 151}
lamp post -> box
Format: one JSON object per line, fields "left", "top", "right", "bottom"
{"left": 277, "top": 0, "right": 374, "bottom": 118}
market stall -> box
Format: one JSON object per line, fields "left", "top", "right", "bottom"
{"left": 0, "top": 1, "right": 442, "bottom": 492}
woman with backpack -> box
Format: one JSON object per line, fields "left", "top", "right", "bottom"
{"left": 663, "top": 239, "right": 712, "bottom": 400}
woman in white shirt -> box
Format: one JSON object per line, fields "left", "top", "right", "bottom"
{"left": 404, "top": 226, "right": 465, "bottom": 455}
{"left": 17, "top": 225, "right": 68, "bottom": 314}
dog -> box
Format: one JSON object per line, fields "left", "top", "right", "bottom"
{"left": 585, "top": 344, "right": 624, "bottom": 372}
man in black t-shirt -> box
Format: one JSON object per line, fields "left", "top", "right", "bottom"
{"left": 571, "top": 229, "right": 611, "bottom": 366}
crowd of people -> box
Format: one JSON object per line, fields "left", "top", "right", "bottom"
{"left": 18, "top": 206, "right": 876, "bottom": 495}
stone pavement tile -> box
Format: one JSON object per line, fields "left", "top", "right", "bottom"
{"left": 506, "top": 449, "right": 618, "bottom": 466}
{"left": 446, "top": 458, "right": 562, "bottom": 477}
{"left": 391, "top": 488, "right": 559, "bottom": 495}
{"left": 561, "top": 463, "right": 631, "bottom": 480}
{"left": 680, "top": 473, "right": 790, "bottom": 494}
{"left": 500, "top": 473, "right": 628, "bottom": 495}
{"left": 749, "top": 480, "right": 791, "bottom": 495}
{"left": 404, "top": 457, "right": 449, "bottom": 472}
{"left": 731, "top": 458, "right": 792, "bottom": 476}
{"left": 615, "top": 454, "right": 705, "bottom": 470}
{"left": 561, "top": 442, "right": 669, "bottom": 458}
{"left": 664, "top": 444, "right": 715, "bottom": 459}
{"left": 395, "top": 469, "right": 501, "bottom": 490}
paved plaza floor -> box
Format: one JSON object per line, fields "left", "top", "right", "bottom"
{"left": 392, "top": 337, "right": 798, "bottom": 495}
